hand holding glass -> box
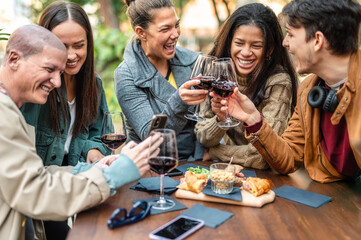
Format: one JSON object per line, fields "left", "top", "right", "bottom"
{"left": 148, "top": 129, "right": 178, "bottom": 210}
{"left": 101, "top": 111, "right": 127, "bottom": 154}
{"left": 184, "top": 54, "right": 216, "bottom": 122}
{"left": 212, "top": 58, "right": 240, "bottom": 128}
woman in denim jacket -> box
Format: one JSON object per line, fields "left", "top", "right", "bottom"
{"left": 115, "top": 0, "right": 208, "bottom": 161}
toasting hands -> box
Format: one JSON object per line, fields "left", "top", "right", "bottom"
{"left": 220, "top": 87, "right": 262, "bottom": 126}
{"left": 179, "top": 79, "right": 209, "bottom": 105}
{"left": 209, "top": 91, "right": 226, "bottom": 122}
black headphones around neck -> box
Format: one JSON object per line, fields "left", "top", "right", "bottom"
{"left": 307, "top": 81, "right": 339, "bottom": 113}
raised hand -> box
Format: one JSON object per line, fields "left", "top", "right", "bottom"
{"left": 86, "top": 149, "right": 105, "bottom": 164}
{"left": 209, "top": 91, "right": 226, "bottom": 122}
{"left": 121, "top": 135, "right": 163, "bottom": 176}
{"left": 221, "top": 87, "right": 262, "bottom": 126}
{"left": 179, "top": 79, "right": 209, "bottom": 105}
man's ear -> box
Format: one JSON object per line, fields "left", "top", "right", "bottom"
{"left": 135, "top": 26, "right": 146, "bottom": 41}
{"left": 313, "top": 31, "right": 327, "bottom": 52}
{"left": 7, "top": 50, "right": 21, "bottom": 70}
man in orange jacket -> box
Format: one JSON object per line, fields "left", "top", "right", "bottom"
{"left": 222, "top": 0, "right": 361, "bottom": 183}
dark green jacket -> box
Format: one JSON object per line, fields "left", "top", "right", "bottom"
{"left": 21, "top": 75, "right": 111, "bottom": 166}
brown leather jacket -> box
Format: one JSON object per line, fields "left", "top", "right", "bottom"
{"left": 246, "top": 50, "right": 361, "bottom": 183}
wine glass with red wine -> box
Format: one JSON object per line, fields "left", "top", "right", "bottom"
{"left": 148, "top": 129, "right": 178, "bottom": 210}
{"left": 212, "top": 58, "right": 240, "bottom": 128}
{"left": 184, "top": 54, "right": 216, "bottom": 122}
{"left": 100, "top": 111, "right": 127, "bottom": 155}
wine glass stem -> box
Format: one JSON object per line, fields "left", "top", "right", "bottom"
{"left": 194, "top": 104, "right": 200, "bottom": 117}
{"left": 224, "top": 98, "right": 231, "bottom": 122}
{"left": 225, "top": 109, "right": 231, "bottom": 122}
{"left": 159, "top": 174, "right": 165, "bottom": 203}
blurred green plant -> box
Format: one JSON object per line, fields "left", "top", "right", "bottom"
{"left": 30, "top": 0, "right": 97, "bottom": 23}
{"left": 94, "top": 25, "right": 132, "bottom": 112}
{"left": 0, "top": 28, "right": 10, "bottom": 41}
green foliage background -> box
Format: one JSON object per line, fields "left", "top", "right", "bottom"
{"left": 94, "top": 25, "right": 132, "bottom": 111}
{"left": 0, "top": 28, "right": 11, "bottom": 41}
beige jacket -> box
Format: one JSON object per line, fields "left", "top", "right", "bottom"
{"left": 246, "top": 50, "right": 361, "bottom": 183}
{"left": 0, "top": 93, "right": 110, "bottom": 240}
{"left": 195, "top": 72, "right": 294, "bottom": 169}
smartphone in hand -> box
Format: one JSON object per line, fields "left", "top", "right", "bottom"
{"left": 149, "top": 216, "right": 204, "bottom": 240}
{"left": 146, "top": 114, "right": 168, "bottom": 137}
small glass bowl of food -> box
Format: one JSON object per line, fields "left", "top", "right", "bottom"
{"left": 210, "top": 163, "right": 236, "bottom": 194}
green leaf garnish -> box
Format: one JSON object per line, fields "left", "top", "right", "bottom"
{"left": 187, "top": 166, "right": 210, "bottom": 175}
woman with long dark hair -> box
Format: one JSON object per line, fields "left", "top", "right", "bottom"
{"left": 195, "top": 3, "right": 298, "bottom": 168}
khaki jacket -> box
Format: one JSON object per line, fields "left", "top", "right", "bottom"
{"left": 195, "top": 72, "right": 293, "bottom": 169}
{"left": 246, "top": 50, "right": 361, "bottom": 183}
{"left": 0, "top": 93, "right": 110, "bottom": 239}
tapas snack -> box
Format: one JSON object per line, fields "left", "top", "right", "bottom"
{"left": 242, "top": 177, "right": 271, "bottom": 197}
{"left": 210, "top": 168, "right": 235, "bottom": 182}
{"left": 177, "top": 167, "right": 209, "bottom": 194}
{"left": 210, "top": 165, "right": 236, "bottom": 194}
{"left": 234, "top": 172, "right": 246, "bottom": 187}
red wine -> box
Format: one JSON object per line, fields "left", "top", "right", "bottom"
{"left": 194, "top": 76, "right": 216, "bottom": 90}
{"left": 149, "top": 156, "right": 177, "bottom": 175}
{"left": 212, "top": 79, "right": 236, "bottom": 98}
{"left": 101, "top": 134, "right": 127, "bottom": 150}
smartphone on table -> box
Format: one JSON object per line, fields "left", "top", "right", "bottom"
{"left": 146, "top": 114, "right": 168, "bottom": 137}
{"left": 149, "top": 215, "right": 204, "bottom": 240}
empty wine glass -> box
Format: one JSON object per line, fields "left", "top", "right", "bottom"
{"left": 100, "top": 111, "right": 127, "bottom": 155}
{"left": 148, "top": 129, "right": 178, "bottom": 210}
{"left": 184, "top": 54, "right": 216, "bottom": 122}
{"left": 212, "top": 58, "right": 240, "bottom": 128}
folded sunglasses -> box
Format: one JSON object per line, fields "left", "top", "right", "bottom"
{"left": 107, "top": 200, "right": 151, "bottom": 229}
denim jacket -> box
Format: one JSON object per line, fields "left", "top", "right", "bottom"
{"left": 114, "top": 38, "right": 204, "bottom": 161}
{"left": 21, "top": 75, "right": 111, "bottom": 166}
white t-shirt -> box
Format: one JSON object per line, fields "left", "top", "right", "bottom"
{"left": 64, "top": 98, "right": 76, "bottom": 154}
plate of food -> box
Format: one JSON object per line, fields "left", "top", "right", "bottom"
{"left": 176, "top": 166, "right": 210, "bottom": 193}
{"left": 175, "top": 164, "right": 275, "bottom": 207}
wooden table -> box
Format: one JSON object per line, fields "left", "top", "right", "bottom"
{"left": 67, "top": 162, "right": 361, "bottom": 240}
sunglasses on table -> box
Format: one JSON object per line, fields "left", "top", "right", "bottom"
{"left": 107, "top": 200, "right": 151, "bottom": 229}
